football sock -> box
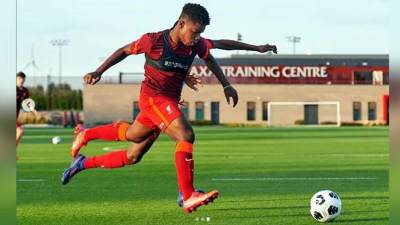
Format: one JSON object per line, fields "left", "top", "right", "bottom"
{"left": 175, "top": 141, "right": 195, "bottom": 200}
{"left": 83, "top": 150, "right": 131, "bottom": 169}
{"left": 84, "top": 122, "right": 129, "bottom": 142}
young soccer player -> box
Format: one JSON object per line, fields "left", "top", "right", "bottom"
{"left": 67, "top": 21, "right": 278, "bottom": 165}
{"left": 16, "top": 72, "right": 38, "bottom": 146}
{"left": 67, "top": 34, "right": 278, "bottom": 207}
{"left": 67, "top": 35, "right": 278, "bottom": 164}
{"left": 62, "top": 3, "right": 239, "bottom": 213}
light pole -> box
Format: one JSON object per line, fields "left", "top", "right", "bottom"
{"left": 50, "top": 39, "right": 70, "bottom": 84}
{"left": 236, "top": 33, "right": 242, "bottom": 55}
{"left": 286, "top": 36, "right": 301, "bottom": 55}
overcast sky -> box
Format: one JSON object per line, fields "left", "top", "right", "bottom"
{"left": 1, "top": 0, "right": 392, "bottom": 80}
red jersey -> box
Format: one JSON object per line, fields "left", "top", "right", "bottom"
{"left": 16, "top": 86, "right": 29, "bottom": 118}
{"left": 130, "top": 30, "right": 211, "bottom": 101}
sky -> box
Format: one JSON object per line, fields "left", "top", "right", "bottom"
{"left": 0, "top": 0, "right": 391, "bottom": 80}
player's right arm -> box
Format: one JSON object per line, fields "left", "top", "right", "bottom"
{"left": 84, "top": 34, "right": 151, "bottom": 85}
{"left": 83, "top": 44, "right": 131, "bottom": 85}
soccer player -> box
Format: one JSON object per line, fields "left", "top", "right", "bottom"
{"left": 68, "top": 23, "right": 278, "bottom": 166}
{"left": 62, "top": 3, "right": 239, "bottom": 213}
{"left": 66, "top": 21, "right": 277, "bottom": 166}
{"left": 16, "top": 72, "right": 38, "bottom": 151}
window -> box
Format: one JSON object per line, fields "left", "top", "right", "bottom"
{"left": 304, "top": 105, "right": 319, "bottom": 125}
{"left": 368, "top": 102, "right": 376, "bottom": 120}
{"left": 195, "top": 101, "right": 204, "bottom": 121}
{"left": 353, "top": 102, "right": 362, "bottom": 121}
{"left": 247, "top": 102, "right": 256, "bottom": 121}
{"left": 133, "top": 101, "right": 139, "bottom": 120}
{"left": 211, "top": 102, "right": 219, "bottom": 125}
{"left": 180, "top": 102, "right": 189, "bottom": 120}
{"left": 354, "top": 71, "right": 373, "bottom": 84}
{"left": 262, "top": 102, "right": 268, "bottom": 121}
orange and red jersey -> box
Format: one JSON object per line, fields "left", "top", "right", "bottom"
{"left": 129, "top": 29, "right": 212, "bottom": 102}
{"left": 16, "top": 86, "right": 29, "bottom": 118}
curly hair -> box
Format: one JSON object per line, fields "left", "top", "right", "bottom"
{"left": 180, "top": 3, "right": 210, "bottom": 26}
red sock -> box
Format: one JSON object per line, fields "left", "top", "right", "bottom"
{"left": 83, "top": 150, "right": 131, "bottom": 169}
{"left": 175, "top": 141, "right": 195, "bottom": 200}
{"left": 84, "top": 122, "right": 129, "bottom": 142}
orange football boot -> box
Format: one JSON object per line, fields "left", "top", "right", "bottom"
{"left": 182, "top": 190, "right": 219, "bottom": 213}
{"left": 71, "top": 124, "right": 87, "bottom": 157}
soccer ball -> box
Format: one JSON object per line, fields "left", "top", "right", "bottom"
{"left": 310, "top": 190, "right": 341, "bottom": 222}
{"left": 52, "top": 136, "right": 62, "bottom": 144}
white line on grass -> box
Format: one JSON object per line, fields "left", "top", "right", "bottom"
{"left": 102, "top": 145, "right": 129, "bottom": 151}
{"left": 212, "top": 177, "right": 377, "bottom": 181}
{"left": 17, "top": 179, "right": 45, "bottom": 182}
{"left": 325, "top": 154, "right": 388, "bottom": 157}
{"left": 19, "top": 157, "right": 49, "bottom": 160}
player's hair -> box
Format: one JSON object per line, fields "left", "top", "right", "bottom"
{"left": 17, "top": 71, "right": 26, "bottom": 78}
{"left": 179, "top": 3, "right": 210, "bottom": 26}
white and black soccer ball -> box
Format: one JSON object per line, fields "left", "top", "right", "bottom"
{"left": 310, "top": 190, "right": 341, "bottom": 222}
{"left": 52, "top": 136, "right": 62, "bottom": 145}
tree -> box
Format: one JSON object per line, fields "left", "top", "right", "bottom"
{"left": 27, "top": 82, "right": 82, "bottom": 110}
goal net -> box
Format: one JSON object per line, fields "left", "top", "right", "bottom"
{"left": 267, "top": 101, "right": 341, "bottom": 127}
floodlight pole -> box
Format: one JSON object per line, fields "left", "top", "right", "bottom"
{"left": 286, "top": 36, "right": 301, "bottom": 55}
{"left": 50, "top": 39, "right": 70, "bottom": 84}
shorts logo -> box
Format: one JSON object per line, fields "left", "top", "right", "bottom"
{"left": 166, "top": 105, "right": 173, "bottom": 115}
{"left": 159, "top": 122, "right": 164, "bottom": 129}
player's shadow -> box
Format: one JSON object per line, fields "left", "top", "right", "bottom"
{"left": 335, "top": 217, "right": 388, "bottom": 223}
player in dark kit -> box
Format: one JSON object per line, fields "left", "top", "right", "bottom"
{"left": 16, "top": 72, "right": 38, "bottom": 159}
{"left": 16, "top": 72, "right": 39, "bottom": 145}
{"left": 62, "top": 3, "right": 250, "bottom": 213}
{"left": 16, "top": 72, "right": 30, "bottom": 147}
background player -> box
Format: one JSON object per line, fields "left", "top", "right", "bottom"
{"left": 16, "top": 72, "right": 38, "bottom": 158}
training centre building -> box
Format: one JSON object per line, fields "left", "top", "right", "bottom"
{"left": 83, "top": 54, "right": 389, "bottom": 127}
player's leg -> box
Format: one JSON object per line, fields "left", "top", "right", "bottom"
{"left": 16, "top": 123, "right": 24, "bottom": 146}
{"left": 16, "top": 123, "right": 24, "bottom": 159}
{"left": 62, "top": 120, "right": 157, "bottom": 185}
{"left": 143, "top": 95, "right": 218, "bottom": 212}
{"left": 164, "top": 116, "right": 196, "bottom": 200}
{"left": 164, "top": 116, "right": 218, "bottom": 213}
{"left": 83, "top": 122, "right": 159, "bottom": 169}
{"left": 71, "top": 120, "right": 132, "bottom": 157}
{"left": 126, "top": 129, "right": 161, "bottom": 164}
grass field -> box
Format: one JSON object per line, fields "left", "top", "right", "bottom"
{"left": 17, "top": 126, "right": 389, "bottom": 225}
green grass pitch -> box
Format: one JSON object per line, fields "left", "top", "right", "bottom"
{"left": 17, "top": 126, "right": 389, "bottom": 225}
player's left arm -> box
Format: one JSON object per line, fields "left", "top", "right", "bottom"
{"left": 210, "top": 39, "right": 277, "bottom": 54}
{"left": 203, "top": 53, "right": 238, "bottom": 107}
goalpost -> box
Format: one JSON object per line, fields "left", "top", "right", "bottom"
{"left": 267, "top": 101, "right": 341, "bottom": 127}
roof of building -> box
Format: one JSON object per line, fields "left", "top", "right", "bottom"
{"left": 193, "top": 54, "right": 389, "bottom": 67}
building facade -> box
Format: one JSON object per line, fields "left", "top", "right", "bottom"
{"left": 83, "top": 54, "right": 389, "bottom": 126}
